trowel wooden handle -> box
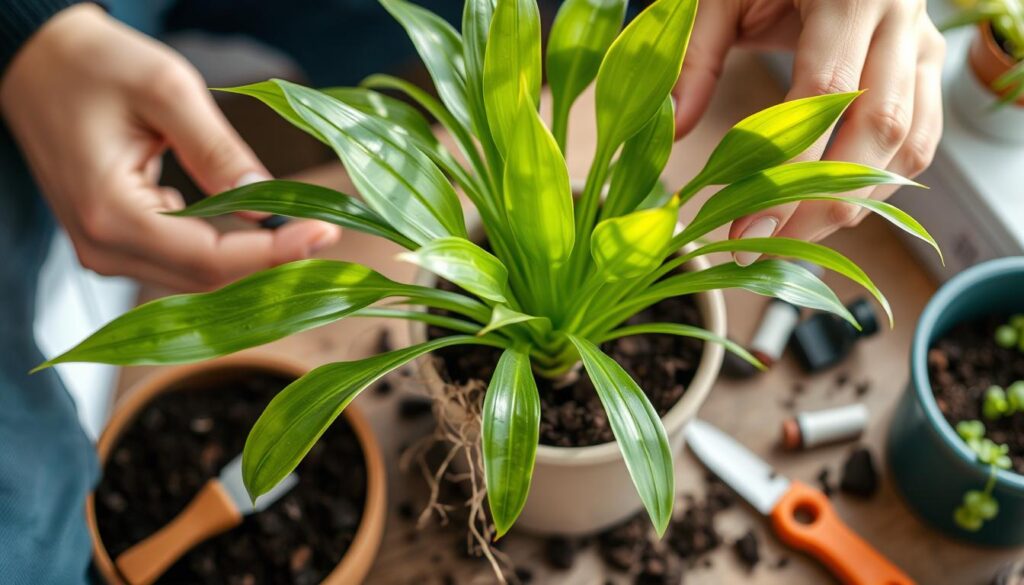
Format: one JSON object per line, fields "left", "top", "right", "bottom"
{"left": 770, "top": 481, "right": 915, "bottom": 585}
{"left": 116, "top": 480, "right": 242, "bottom": 585}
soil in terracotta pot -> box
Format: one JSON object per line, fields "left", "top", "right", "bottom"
{"left": 94, "top": 369, "right": 367, "bottom": 584}
{"left": 429, "top": 280, "right": 704, "bottom": 447}
{"left": 929, "top": 313, "right": 1024, "bottom": 474}
{"left": 993, "top": 24, "right": 1020, "bottom": 61}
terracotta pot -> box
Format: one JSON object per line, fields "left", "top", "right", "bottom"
{"left": 409, "top": 212, "right": 727, "bottom": 536}
{"left": 952, "top": 23, "right": 1024, "bottom": 143}
{"left": 968, "top": 23, "right": 1024, "bottom": 106}
{"left": 87, "top": 354, "right": 387, "bottom": 584}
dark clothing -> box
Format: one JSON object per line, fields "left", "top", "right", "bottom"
{"left": 0, "top": 120, "right": 99, "bottom": 584}
{"left": 0, "top": 0, "right": 83, "bottom": 72}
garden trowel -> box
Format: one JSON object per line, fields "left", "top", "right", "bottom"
{"left": 114, "top": 454, "right": 298, "bottom": 585}
{"left": 685, "top": 420, "right": 915, "bottom": 585}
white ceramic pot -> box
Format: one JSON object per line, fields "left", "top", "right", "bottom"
{"left": 409, "top": 217, "right": 726, "bottom": 536}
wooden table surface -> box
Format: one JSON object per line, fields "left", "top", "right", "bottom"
{"left": 116, "top": 51, "right": 1023, "bottom": 584}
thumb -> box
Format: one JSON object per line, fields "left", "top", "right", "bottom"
{"left": 673, "top": 0, "right": 739, "bottom": 139}
{"left": 139, "top": 63, "right": 269, "bottom": 195}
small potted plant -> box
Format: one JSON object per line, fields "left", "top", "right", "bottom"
{"left": 888, "top": 257, "right": 1024, "bottom": 546}
{"left": 41, "top": 0, "right": 938, "bottom": 548}
{"left": 945, "top": 0, "right": 1024, "bottom": 143}
{"left": 87, "top": 355, "right": 387, "bottom": 584}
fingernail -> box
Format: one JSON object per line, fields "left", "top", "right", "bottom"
{"left": 233, "top": 171, "right": 271, "bottom": 189}
{"left": 309, "top": 226, "right": 341, "bottom": 253}
{"left": 734, "top": 216, "right": 778, "bottom": 267}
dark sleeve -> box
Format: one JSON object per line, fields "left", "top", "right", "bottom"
{"left": 0, "top": 0, "right": 86, "bottom": 74}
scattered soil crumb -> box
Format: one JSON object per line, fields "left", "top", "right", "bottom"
{"left": 840, "top": 447, "right": 879, "bottom": 499}
{"left": 733, "top": 530, "right": 761, "bottom": 570}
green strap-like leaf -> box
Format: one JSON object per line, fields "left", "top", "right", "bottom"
{"left": 243, "top": 335, "right": 503, "bottom": 500}
{"left": 591, "top": 204, "right": 679, "bottom": 282}
{"left": 503, "top": 97, "right": 575, "bottom": 265}
{"left": 478, "top": 304, "right": 549, "bottom": 337}
{"left": 686, "top": 92, "right": 861, "bottom": 192}
{"left": 677, "top": 162, "right": 938, "bottom": 261}
{"left": 225, "top": 81, "right": 466, "bottom": 188}
{"left": 351, "top": 308, "right": 484, "bottom": 336}
{"left": 677, "top": 237, "right": 893, "bottom": 326}
{"left": 380, "top": 0, "right": 473, "bottom": 132}
{"left": 939, "top": 2, "right": 1006, "bottom": 32}
{"left": 994, "top": 60, "right": 1024, "bottom": 106}
{"left": 482, "top": 348, "right": 540, "bottom": 537}
{"left": 593, "top": 0, "right": 697, "bottom": 151}
{"left": 321, "top": 87, "right": 435, "bottom": 144}
{"left": 321, "top": 86, "right": 476, "bottom": 190}
{"left": 603, "top": 97, "right": 675, "bottom": 219}
{"left": 628, "top": 260, "right": 857, "bottom": 329}
{"left": 483, "top": 0, "right": 542, "bottom": 155}
{"left": 595, "top": 323, "right": 765, "bottom": 371}
{"left": 359, "top": 73, "right": 492, "bottom": 196}
{"left": 462, "top": 0, "right": 497, "bottom": 138}
{"left": 216, "top": 81, "right": 322, "bottom": 140}
{"left": 546, "top": 0, "right": 628, "bottom": 149}
{"left": 566, "top": 335, "right": 674, "bottom": 536}
{"left": 37, "top": 261, "right": 426, "bottom": 368}
{"left": 277, "top": 80, "right": 468, "bottom": 244}
{"left": 171, "top": 179, "right": 416, "bottom": 249}
{"left": 398, "top": 236, "right": 510, "bottom": 303}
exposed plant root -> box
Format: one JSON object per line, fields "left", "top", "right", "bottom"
{"left": 397, "top": 360, "right": 513, "bottom": 582}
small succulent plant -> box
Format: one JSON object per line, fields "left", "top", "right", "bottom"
{"left": 954, "top": 419, "right": 1012, "bottom": 531}
{"left": 994, "top": 314, "right": 1024, "bottom": 351}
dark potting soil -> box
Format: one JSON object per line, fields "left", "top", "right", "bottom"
{"left": 929, "top": 313, "right": 1024, "bottom": 474}
{"left": 992, "top": 23, "right": 1020, "bottom": 61}
{"left": 94, "top": 369, "right": 367, "bottom": 585}
{"left": 428, "top": 282, "right": 704, "bottom": 447}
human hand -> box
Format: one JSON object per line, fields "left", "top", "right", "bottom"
{"left": 673, "top": 0, "right": 945, "bottom": 264}
{"left": 0, "top": 4, "right": 340, "bottom": 291}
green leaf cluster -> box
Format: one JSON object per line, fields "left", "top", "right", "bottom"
{"left": 40, "top": 0, "right": 938, "bottom": 537}
{"left": 943, "top": 0, "right": 1024, "bottom": 105}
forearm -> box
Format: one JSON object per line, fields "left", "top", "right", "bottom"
{"left": 0, "top": 0, "right": 86, "bottom": 73}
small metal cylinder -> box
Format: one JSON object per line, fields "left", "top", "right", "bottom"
{"left": 782, "top": 404, "right": 869, "bottom": 450}
{"left": 748, "top": 300, "right": 800, "bottom": 366}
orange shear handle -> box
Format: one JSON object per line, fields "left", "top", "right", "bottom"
{"left": 770, "top": 481, "right": 915, "bottom": 585}
{"left": 115, "top": 480, "right": 242, "bottom": 585}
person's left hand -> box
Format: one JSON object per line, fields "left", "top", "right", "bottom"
{"left": 673, "top": 0, "right": 946, "bottom": 265}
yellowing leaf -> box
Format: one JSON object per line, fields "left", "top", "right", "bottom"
{"left": 503, "top": 97, "right": 575, "bottom": 265}
{"left": 592, "top": 204, "right": 678, "bottom": 281}
{"left": 689, "top": 92, "right": 861, "bottom": 190}
{"left": 479, "top": 304, "right": 548, "bottom": 336}
{"left": 593, "top": 0, "right": 697, "bottom": 151}
{"left": 483, "top": 0, "right": 541, "bottom": 154}
{"left": 603, "top": 97, "right": 675, "bottom": 218}
{"left": 398, "top": 237, "right": 510, "bottom": 303}
{"left": 546, "top": 0, "right": 628, "bottom": 147}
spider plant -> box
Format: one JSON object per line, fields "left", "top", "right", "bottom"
{"left": 38, "top": 0, "right": 939, "bottom": 537}
{"left": 945, "top": 0, "right": 1024, "bottom": 105}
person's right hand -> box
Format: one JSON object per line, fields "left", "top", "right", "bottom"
{"left": 0, "top": 4, "right": 340, "bottom": 292}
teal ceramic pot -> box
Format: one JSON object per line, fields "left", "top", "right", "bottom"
{"left": 888, "top": 257, "right": 1024, "bottom": 546}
